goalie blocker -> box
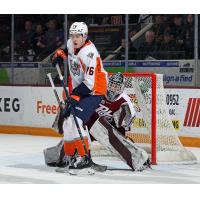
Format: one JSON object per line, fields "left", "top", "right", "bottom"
{"left": 90, "top": 117, "right": 150, "bottom": 171}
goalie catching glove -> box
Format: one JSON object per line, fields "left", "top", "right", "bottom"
{"left": 113, "top": 102, "right": 134, "bottom": 131}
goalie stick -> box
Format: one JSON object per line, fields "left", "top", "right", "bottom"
{"left": 52, "top": 65, "right": 107, "bottom": 173}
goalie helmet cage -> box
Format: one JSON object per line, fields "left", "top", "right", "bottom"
{"left": 91, "top": 72, "right": 197, "bottom": 165}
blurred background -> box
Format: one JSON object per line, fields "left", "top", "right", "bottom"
{"left": 0, "top": 14, "right": 199, "bottom": 87}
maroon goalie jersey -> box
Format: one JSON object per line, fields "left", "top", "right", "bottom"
{"left": 86, "top": 92, "right": 136, "bottom": 136}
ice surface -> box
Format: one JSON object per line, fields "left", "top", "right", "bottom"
{"left": 0, "top": 133, "right": 200, "bottom": 184}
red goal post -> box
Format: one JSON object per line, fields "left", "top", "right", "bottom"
{"left": 121, "top": 72, "right": 157, "bottom": 165}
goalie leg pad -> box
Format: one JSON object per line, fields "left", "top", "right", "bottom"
{"left": 90, "top": 117, "right": 149, "bottom": 171}
{"left": 43, "top": 139, "right": 65, "bottom": 167}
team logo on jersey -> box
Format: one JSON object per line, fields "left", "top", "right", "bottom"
{"left": 69, "top": 59, "right": 80, "bottom": 76}
{"left": 87, "top": 52, "right": 94, "bottom": 59}
{"left": 96, "top": 104, "right": 113, "bottom": 123}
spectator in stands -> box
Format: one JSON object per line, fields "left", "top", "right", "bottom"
{"left": 32, "top": 24, "right": 46, "bottom": 57}
{"left": 185, "top": 14, "right": 194, "bottom": 58}
{"left": 16, "top": 20, "right": 34, "bottom": 47}
{"left": 152, "top": 15, "right": 165, "bottom": 47}
{"left": 115, "top": 37, "right": 137, "bottom": 60}
{"left": 138, "top": 30, "right": 158, "bottom": 59}
{"left": 158, "top": 30, "right": 176, "bottom": 59}
{"left": 44, "top": 19, "right": 62, "bottom": 53}
{"left": 15, "top": 20, "right": 35, "bottom": 61}
{"left": 101, "top": 16, "right": 110, "bottom": 25}
{"left": 162, "top": 15, "right": 172, "bottom": 28}
{"left": 170, "top": 15, "right": 186, "bottom": 53}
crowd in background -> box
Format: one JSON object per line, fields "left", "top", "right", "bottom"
{"left": 116, "top": 14, "right": 194, "bottom": 60}
{"left": 138, "top": 14, "right": 194, "bottom": 60}
{"left": 0, "top": 15, "right": 64, "bottom": 62}
{"left": 14, "top": 19, "right": 64, "bottom": 61}
{"left": 0, "top": 14, "right": 196, "bottom": 62}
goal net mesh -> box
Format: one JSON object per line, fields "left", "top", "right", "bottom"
{"left": 91, "top": 73, "right": 196, "bottom": 164}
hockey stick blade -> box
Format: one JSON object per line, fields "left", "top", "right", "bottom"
{"left": 91, "top": 161, "right": 107, "bottom": 172}
{"left": 55, "top": 167, "right": 95, "bottom": 176}
{"left": 68, "top": 168, "right": 95, "bottom": 176}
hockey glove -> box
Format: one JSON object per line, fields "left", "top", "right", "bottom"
{"left": 61, "top": 95, "right": 80, "bottom": 119}
{"left": 51, "top": 49, "right": 67, "bottom": 67}
{"left": 54, "top": 49, "right": 67, "bottom": 60}
{"left": 67, "top": 95, "right": 80, "bottom": 107}
{"left": 60, "top": 103, "right": 72, "bottom": 119}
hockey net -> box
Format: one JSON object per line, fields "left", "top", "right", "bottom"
{"left": 91, "top": 72, "right": 197, "bottom": 164}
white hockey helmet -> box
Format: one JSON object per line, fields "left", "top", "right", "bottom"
{"left": 69, "top": 22, "right": 88, "bottom": 39}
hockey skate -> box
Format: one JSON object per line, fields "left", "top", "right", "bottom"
{"left": 68, "top": 155, "right": 95, "bottom": 175}
{"left": 55, "top": 155, "right": 76, "bottom": 172}
{"left": 56, "top": 155, "right": 97, "bottom": 175}
{"left": 69, "top": 155, "right": 92, "bottom": 169}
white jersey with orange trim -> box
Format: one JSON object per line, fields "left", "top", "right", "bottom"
{"left": 67, "top": 39, "right": 108, "bottom": 96}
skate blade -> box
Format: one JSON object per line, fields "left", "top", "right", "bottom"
{"left": 69, "top": 168, "right": 95, "bottom": 176}
{"left": 55, "top": 167, "right": 69, "bottom": 173}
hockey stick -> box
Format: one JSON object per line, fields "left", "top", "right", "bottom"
{"left": 55, "top": 64, "right": 89, "bottom": 157}
{"left": 47, "top": 73, "right": 62, "bottom": 106}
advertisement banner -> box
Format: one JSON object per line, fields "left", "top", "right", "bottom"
{"left": 0, "top": 86, "right": 63, "bottom": 128}
{"left": 129, "top": 87, "right": 200, "bottom": 138}
{"left": 166, "top": 88, "right": 200, "bottom": 137}
{"left": 0, "top": 86, "right": 199, "bottom": 138}
{"left": 1, "top": 60, "right": 196, "bottom": 86}
{"left": 104, "top": 60, "right": 195, "bottom": 86}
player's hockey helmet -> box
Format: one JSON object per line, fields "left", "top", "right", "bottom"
{"left": 69, "top": 22, "right": 88, "bottom": 39}
{"left": 107, "top": 72, "right": 125, "bottom": 101}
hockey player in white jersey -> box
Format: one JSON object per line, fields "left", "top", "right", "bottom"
{"left": 51, "top": 22, "right": 108, "bottom": 171}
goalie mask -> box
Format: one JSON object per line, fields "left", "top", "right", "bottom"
{"left": 106, "top": 73, "right": 125, "bottom": 102}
